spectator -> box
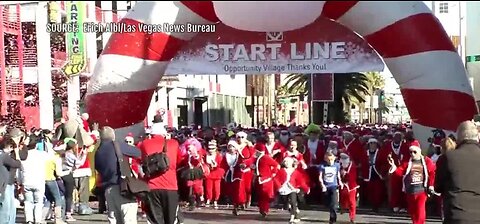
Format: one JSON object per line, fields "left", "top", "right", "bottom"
{"left": 435, "top": 120, "right": 480, "bottom": 223}
{"left": 60, "top": 139, "right": 87, "bottom": 222}
{"left": 140, "top": 125, "right": 183, "bottom": 224}
{"left": 0, "top": 137, "right": 23, "bottom": 224}
{"left": 20, "top": 138, "right": 50, "bottom": 224}
{"left": 95, "top": 126, "right": 140, "bottom": 224}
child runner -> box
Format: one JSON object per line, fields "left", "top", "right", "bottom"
{"left": 319, "top": 151, "right": 343, "bottom": 224}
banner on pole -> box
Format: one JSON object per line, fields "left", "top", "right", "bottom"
{"left": 62, "top": 1, "right": 87, "bottom": 78}
{"left": 166, "top": 17, "right": 384, "bottom": 75}
{"left": 311, "top": 73, "right": 334, "bottom": 102}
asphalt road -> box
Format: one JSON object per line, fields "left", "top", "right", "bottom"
{"left": 16, "top": 205, "right": 442, "bottom": 224}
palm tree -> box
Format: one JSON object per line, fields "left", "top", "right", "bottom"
{"left": 282, "top": 73, "right": 370, "bottom": 124}
{"left": 363, "top": 72, "right": 385, "bottom": 122}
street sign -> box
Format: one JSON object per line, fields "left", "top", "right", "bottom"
{"left": 466, "top": 55, "right": 480, "bottom": 62}
{"left": 279, "top": 98, "right": 289, "bottom": 104}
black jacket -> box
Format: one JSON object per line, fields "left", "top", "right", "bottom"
{"left": 95, "top": 140, "right": 141, "bottom": 189}
{"left": 0, "top": 151, "right": 22, "bottom": 193}
{"left": 435, "top": 140, "right": 480, "bottom": 223}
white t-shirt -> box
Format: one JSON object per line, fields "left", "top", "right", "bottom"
{"left": 21, "top": 150, "right": 50, "bottom": 188}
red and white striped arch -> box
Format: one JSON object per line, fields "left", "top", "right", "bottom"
{"left": 85, "top": 1, "right": 478, "bottom": 145}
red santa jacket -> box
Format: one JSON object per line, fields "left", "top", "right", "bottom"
{"left": 282, "top": 150, "right": 307, "bottom": 169}
{"left": 204, "top": 153, "right": 224, "bottom": 180}
{"left": 391, "top": 156, "right": 436, "bottom": 193}
{"left": 303, "top": 139, "right": 325, "bottom": 166}
{"left": 339, "top": 138, "right": 363, "bottom": 165}
{"left": 272, "top": 141, "right": 289, "bottom": 163}
{"left": 359, "top": 148, "right": 389, "bottom": 181}
{"left": 274, "top": 168, "right": 310, "bottom": 193}
{"left": 220, "top": 152, "right": 254, "bottom": 182}
{"left": 382, "top": 140, "right": 410, "bottom": 166}
{"left": 239, "top": 144, "right": 255, "bottom": 172}
{"left": 340, "top": 162, "right": 359, "bottom": 192}
{"left": 254, "top": 153, "right": 279, "bottom": 184}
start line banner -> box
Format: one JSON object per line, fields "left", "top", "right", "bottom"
{"left": 165, "top": 17, "right": 384, "bottom": 75}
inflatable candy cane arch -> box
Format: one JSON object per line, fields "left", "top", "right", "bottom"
{"left": 86, "top": 1, "right": 478, "bottom": 147}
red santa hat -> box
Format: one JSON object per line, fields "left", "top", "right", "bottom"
{"left": 254, "top": 143, "right": 267, "bottom": 153}
{"left": 125, "top": 133, "right": 134, "bottom": 142}
{"left": 410, "top": 140, "right": 421, "bottom": 147}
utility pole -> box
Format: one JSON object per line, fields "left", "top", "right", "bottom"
{"left": 307, "top": 75, "right": 313, "bottom": 123}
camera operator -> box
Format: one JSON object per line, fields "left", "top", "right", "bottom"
{"left": 35, "top": 129, "right": 54, "bottom": 152}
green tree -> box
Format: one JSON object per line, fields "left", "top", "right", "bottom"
{"left": 282, "top": 73, "right": 370, "bottom": 124}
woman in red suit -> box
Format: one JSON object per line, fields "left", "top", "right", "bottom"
{"left": 204, "top": 140, "right": 224, "bottom": 209}
{"left": 179, "top": 143, "right": 208, "bottom": 210}
{"left": 274, "top": 157, "right": 310, "bottom": 224}
{"left": 339, "top": 153, "right": 359, "bottom": 223}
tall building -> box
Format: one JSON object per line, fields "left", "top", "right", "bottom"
{"left": 1, "top": 1, "right": 249, "bottom": 129}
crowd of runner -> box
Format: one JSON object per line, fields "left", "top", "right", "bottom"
{"left": 0, "top": 112, "right": 467, "bottom": 224}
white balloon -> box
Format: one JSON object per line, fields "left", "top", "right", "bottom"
{"left": 213, "top": 1, "right": 326, "bottom": 32}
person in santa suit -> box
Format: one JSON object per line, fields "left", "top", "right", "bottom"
{"left": 265, "top": 131, "right": 277, "bottom": 156}
{"left": 204, "top": 140, "right": 224, "bottom": 209}
{"left": 275, "top": 157, "right": 310, "bottom": 224}
{"left": 326, "top": 140, "right": 340, "bottom": 158}
{"left": 283, "top": 140, "right": 307, "bottom": 169}
{"left": 388, "top": 145, "right": 436, "bottom": 224}
{"left": 303, "top": 124, "right": 325, "bottom": 204}
{"left": 303, "top": 123, "right": 325, "bottom": 167}
{"left": 382, "top": 132, "right": 409, "bottom": 213}
{"left": 339, "top": 153, "right": 359, "bottom": 223}
{"left": 253, "top": 142, "right": 280, "bottom": 218}
{"left": 179, "top": 143, "right": 208, "bottom": 210}
{"left": 220, "top": 140, "right": 254, "bottom": 216}
{"left": 338, "top": 131, "right": 363, "bottom": 165}
{"left": 272, "top": 128, "right": 291, "bottom": 164}
{"left": 80, "top": 113, "right": 91, "bottom": 133}
{"left": 235, "top": 131, "right": 255, "bottom": 208}
{"left": 360, "top": 138, "right": 388, "bottom": 212}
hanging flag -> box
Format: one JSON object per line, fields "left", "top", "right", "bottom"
{"left": 62, "top": 1, "right": 87, "bottom": 78}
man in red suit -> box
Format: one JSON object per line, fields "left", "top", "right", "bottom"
{"left": 221, "top": 140, "right": 254, "bottom": 216}
{"left": 204, "top": 140, "right": 224, "bottom": 209}
{"left": 303, "top": 124, "right": 325, "bottom": 204}
{"left": 360, "top": 138, "right": 388, "bottom": 212}
{"left": 272, "top": 129, "right": 290, "bottom": 163}
{"left": 339, "top": 153, "right": 359, "bottom": 223}
{"left": 236, "top": 131, "right": 255, "bottom": 208}
{"left": 383, "top": 132, "right": 409, "bottom": 213}
{"left": 388, "top": 145, "right": 436, "bottom": 224}
{"left": 253, "top": 143, "right": 280, "bottom": 218}
{"left": 339, "top": 131, "right": 363, "bottom": 165}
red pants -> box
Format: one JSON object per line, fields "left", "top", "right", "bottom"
{"left": 187, "top": 179, "right": 204, "bottom": 196}
{"left": 256, "top": 181, "right": 274, "bottom": 214}
{"left": 224, "top": 180, "right": 246, "bottom": 206}
{"left": 389, "top": 175, "right": 406, "bottom": 209}
{"left": 366, "top": 179, "right": 386, "bottom": 209}
{"left": 340, "top": 188, "right": 357, "bottom": 221}
{"left": 406, "top": 192, "right": 428, "bottom": 224}
{"left": 205, "top": 178, "right": 221, "bottom": 201}
{"left": 243, "top": 171, "right": 253, "bottom": 202}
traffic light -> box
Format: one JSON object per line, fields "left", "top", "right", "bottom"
{"left": 379, "top": 90, "right": 385, "bottom": 101}
{"left": 378, "top": 90, "right": 385, "bottom": 107}
{"left": 395, "top": 104, "right": 399, "bottom": 110}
